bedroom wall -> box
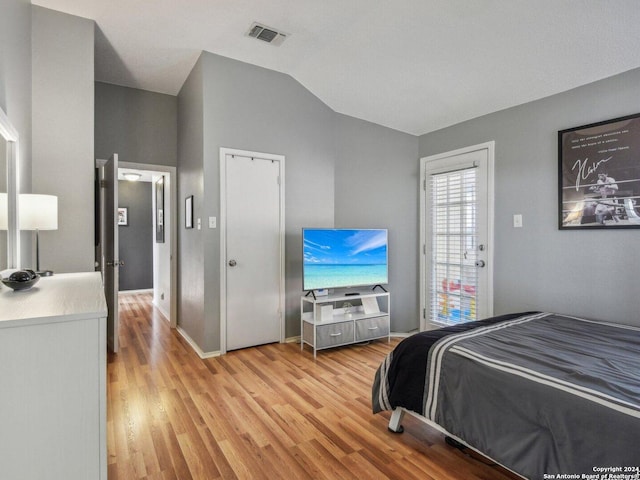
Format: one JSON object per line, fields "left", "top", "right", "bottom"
{"left": 32, "top": 6, "right": 95, "bottom": 273}
{"left": 118, "top": 180, "right": 153, "bottom": 291}
{"left": 419, "top": 67, "right": 640, "bottom": 326}
{"left": 333, "top": 114, "right": 420, "bottom": 332}
{"left": 95, "top": 82, "right": 177, "bottom": 321}
{"left": 0, "top": 0, "right": 32, "bottom": 264}
{"left": 178, "top": 52, "right": 336, "bottom": 353}
{"left": 177, "top": 57, "right": 206, "bottom": 350}
{"left": 95, "top": 82, "right": 177, "bottom": 166}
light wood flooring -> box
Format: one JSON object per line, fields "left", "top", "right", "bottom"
{"left": 108, "top": 292, "right": 520, "bottom": 480}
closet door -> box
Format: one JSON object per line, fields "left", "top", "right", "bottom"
{"left": 222, "top": 151, "right": 284, "bottom": 351}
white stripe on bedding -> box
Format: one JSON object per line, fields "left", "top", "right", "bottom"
{"left": 378, "top": 352, "right": 393, "bottom": 412}
{"left": 450, "top": 346, "right": 640, "bottom": 419}
{"left": 424, "top": 312, "right": 548, "bottom": 419}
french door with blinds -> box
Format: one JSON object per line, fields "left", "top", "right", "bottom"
{"left": 420, "top": 142, "right": 494, "bottom": 330}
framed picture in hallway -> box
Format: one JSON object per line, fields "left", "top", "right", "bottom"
{"left": 155, "top": 177, "right": 165, "bottom": 242}
{"left": 118, "top": 207, "right": 128, "bottom": 226}
{"left": 185, "top": 195, "right": 193, "bottom": 229}
{"left": 558, "top": 112, "right": 640, "bottom": 229}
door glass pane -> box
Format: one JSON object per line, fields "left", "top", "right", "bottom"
{"left": 430, "top": 168, "right": 478, "bottom": 325}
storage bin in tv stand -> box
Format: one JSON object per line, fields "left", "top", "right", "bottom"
{"left": 300, "top": 291, "right": 390, "bottom": 357}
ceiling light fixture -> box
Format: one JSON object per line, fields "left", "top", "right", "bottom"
{"left": 123, "top": 172, "right": 141, "bottom": 181}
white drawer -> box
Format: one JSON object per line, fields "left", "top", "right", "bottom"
{"left": 315, "top": 322, "right": 355, "bottom": 348}
{"left": 355, "top": 315, "right": 389, "bottom": 341}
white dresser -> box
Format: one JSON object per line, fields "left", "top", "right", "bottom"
{"left": 0, "top": 272, "right": 107, "bottom": 480}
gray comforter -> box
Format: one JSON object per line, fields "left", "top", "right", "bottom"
{"left": 373, "top": 312, "right": 640, "bottom": 479}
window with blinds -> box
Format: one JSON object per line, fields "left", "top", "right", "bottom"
{"left": 430, "top": 167, "right": 478, "bottom": 325}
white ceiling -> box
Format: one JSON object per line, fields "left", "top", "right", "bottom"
{"left": 32, "top": 0, "right": 640, "bottom": 135}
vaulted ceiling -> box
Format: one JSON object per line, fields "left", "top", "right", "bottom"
{"left": 32, "top": 0, "right": 640, "bottom": 135}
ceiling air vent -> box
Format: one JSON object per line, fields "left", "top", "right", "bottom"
{"left": 247, "top": 22, "right": 288, "bottom": 46}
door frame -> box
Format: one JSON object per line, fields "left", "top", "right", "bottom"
{"left": 119, "top": 161, "right": 178, "bottom": 328}
{"left": 419, "top": 141, "right": 495, "bottom": 331}
{"left": 95, "top": 159, "right": 178, "bottom": 329}
{"left": 100, "top": 153, "right": 119, "bottom": 352}
{"left": 219, "top": 147, "right": 285, "bottom": 355}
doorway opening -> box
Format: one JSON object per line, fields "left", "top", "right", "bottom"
{"left": 419, "top": 142, "right": 495, "bottom": 331}
{"left": 96, "top": 160, "right": 177, "bottom": 334}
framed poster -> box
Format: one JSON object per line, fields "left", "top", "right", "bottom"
{"left": 185, "top": 195, "right": 193, "bottom": 229}
{"left": 117, "top": 207, "right": 128, "bottom": 226}
{"left": 558, "top": 113, "right": 640, "bottom": 229}
{"left": 155, "top": 177, "right": 165, "bottom": 242}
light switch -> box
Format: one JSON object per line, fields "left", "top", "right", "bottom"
{"left": 209, "top": 216, "right": 217, "bottom": 229}
{"left": 197, "top": 218, "right": 201, "bottom": 230}
{"left": 513, "top": 214, "right": 523, "bottom": 228}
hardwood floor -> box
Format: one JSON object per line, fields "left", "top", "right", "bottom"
{"left": 108, "top": 292, "right": 520, "bottom": 480}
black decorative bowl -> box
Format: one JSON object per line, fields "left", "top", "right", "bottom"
{"left": 1, "top": 270, "right": 40, "bottom": 291}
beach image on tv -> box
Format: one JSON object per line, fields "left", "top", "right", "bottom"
{"left": 303, "top": 229, "right": 388, "bottom": 290}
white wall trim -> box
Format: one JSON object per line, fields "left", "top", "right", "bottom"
{"left": 152, "top": 300, "right": 171, "bottom": 324}
{"left": 390, "top": 331, "right": 413, "bottom": 339}
{"left": 119, "top": 288, "right": 153, "bottom": 294}
{"left": 177, "top": 326, "right": 221, "bottom": 359}
{"left": 0, "top": 106, "right": 20, "bottom": 268}
{"left": 219, "top": 147, "right": 286, "bottom": 355}
{"left": 419, "top": 141, "right": 495, "bottom": 331}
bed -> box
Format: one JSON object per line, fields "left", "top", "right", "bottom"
{"left": 372, "top": 312, "right": 640, "bottom": 479}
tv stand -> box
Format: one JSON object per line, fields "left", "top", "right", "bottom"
{"left": 300, "top": 291, "right": 390, "bottom": 357}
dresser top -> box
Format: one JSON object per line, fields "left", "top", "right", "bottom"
{"left": 0, "top": 272, "right": 108, "bottom": 328}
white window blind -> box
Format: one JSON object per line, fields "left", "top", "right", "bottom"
{"left": 430, "top": 167, "right": 478, "bottom": 325}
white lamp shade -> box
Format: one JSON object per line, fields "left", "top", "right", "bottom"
{"left": 19, "top": 194, "right": 58, "bottom": 230}
{"left": 0, "top": 193, "right": 7, "bottom": 230}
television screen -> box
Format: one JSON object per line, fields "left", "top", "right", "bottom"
{"left": 302, "top": 228, "right": 388, "bottom": 291}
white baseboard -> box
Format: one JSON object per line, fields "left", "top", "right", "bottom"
{"left": 176, "top": 326, "right": 221, "bottom": 359}
{"left": 152, "top": 300, "right": 170, "bottom": 323}
{"left": 119, "top": 288, "right": 153, "bottom": 294}
{"left": 390, "top": 331, "right": 413, "bottom": 338}
{"left": 285, "top": 333, "right": 407, "bottom": 345}
{"left": 176, "top": 330, "right": 404, "bottom": 360}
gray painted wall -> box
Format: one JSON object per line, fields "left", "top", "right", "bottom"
{"left": 32, "top": 7, "right": 94, "bottom": 273}
{"left": 95, "top": 82, "right": 177, "bottom": 166}
{"left": 95, "top": 83, "right": 177, "bottom": 318}
{"left": 200, "top": 53, "right": 337, "bottom": 349}
{"left": 0, "top": 0, "right": 32, "bottom": 266}
{"left": 419, "top": 67, "right": 640, "bottom": 327}
{"left": 177, "top": 52, "right": 423, "bottom": 353}
{"left": 177, "top": 58, "right": 206, "bottom": 348}
{"left": 118, "top": 180, "right": 153, "bottom": 290}
{"left": 179, "top": 52, "right": 337, "bottom": 352}
{"left": 334, "top": 114, "right": 420, "bottom": 332}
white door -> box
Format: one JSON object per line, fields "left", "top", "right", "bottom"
{"left": 420, "top": 142, "right": 494, "bottom": 330}
{"left": 221, "top": 150, "right": 284, "bottom": 352}
{"left": 103, "top": 153, "right": 120, "bottom": 352}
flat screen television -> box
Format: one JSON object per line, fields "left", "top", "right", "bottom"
{"left": 302, "top": 228, "right": 388, "bottom": 291}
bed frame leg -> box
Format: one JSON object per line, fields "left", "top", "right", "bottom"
{"left": 388, "top": 408, "right": 405, "bottom": 433}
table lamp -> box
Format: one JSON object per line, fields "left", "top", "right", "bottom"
{"left": 19, "top": 194, "right": 58, "bottom": 276}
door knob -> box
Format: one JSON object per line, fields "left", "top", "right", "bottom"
{"left": 475, "top": 260, "right": 486, "bottom": 268}
{"left": 228, "top": 259, "right": 237, "bottom": 267}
